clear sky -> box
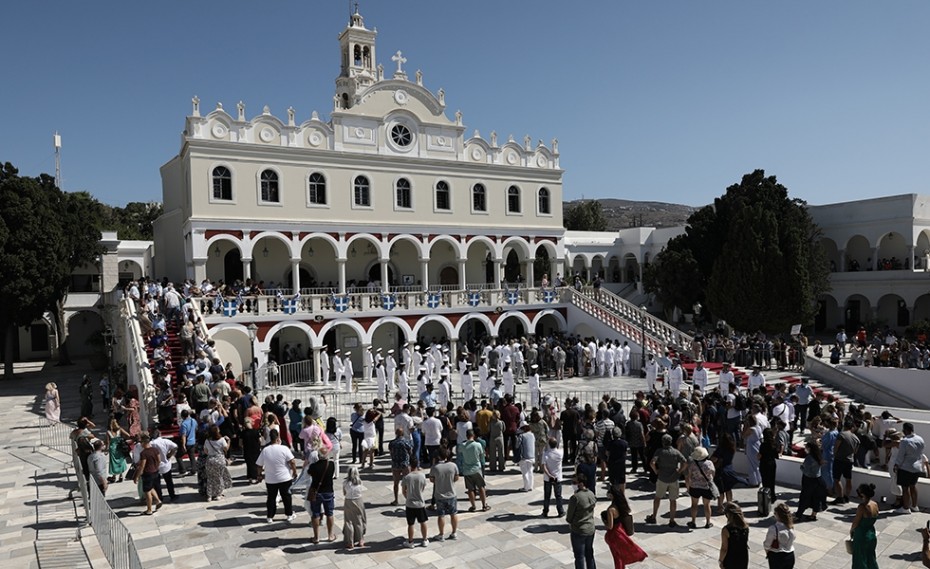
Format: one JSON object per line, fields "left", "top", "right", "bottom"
{"left": 2, "top": 1, "right": 927, "bottom": 208}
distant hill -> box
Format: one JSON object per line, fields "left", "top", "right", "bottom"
{"left": 563, "top": 198, "right": 697, "bottom": 231}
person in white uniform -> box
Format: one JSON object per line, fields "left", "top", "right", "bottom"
{"left": 343, "top": 352, "right": 354, "bottom": 393}
{"left": 502, "top": 361, "right": 515, "bottom": 397}
{"left": 666, "top": 359, "right": 684, "bottom": 396}
{"left": 397, "top": 363, "right": 409, "bottom": 400}
{"left": 385, "top": 349, "right": 397, "bottom": 394}
{"left": 621, "top": 342, "right": 631, "bottom": 376}
{"left": 528, "top": 364, "right": 541, "bottom": 408}
{"left": 691, "top": 359, "right": 708, "bottom": 393}
{"left": 332, "top": 350, "right": 344, "bottom": 390}
{"left": 747, "top": 365, "right": 766, "bottom": 393}
{"left": 596, "top": 342, "right": 607, "bottom": 377}
{"left": 436, "top": 372, "right": 451, "bottom": 410}
{"left": 644, "top": 354, "right": 658, "bottom": 392}
{"left": 718, "top": 362, "right": 735, "bottom": 393}
{"left": 604, "top": 343, "right": 616, "bottom": 378}
{"left": 462, "top": 364, "right": 474, "bottom": 402}
{"left": 320, "top": 345, "right": 331, "bottom": 385}
{"left": 366, "top": 347, "right": 375, "bottom": 383}
{"left": 375, "top": 360, "right": 387, "bottom": 401}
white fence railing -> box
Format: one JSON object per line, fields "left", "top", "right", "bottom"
{"left": 121, "top": 298, "right": 157, "bottom": 430}
{"left": 191, "top": 286, "right": 568, "bottom": 319}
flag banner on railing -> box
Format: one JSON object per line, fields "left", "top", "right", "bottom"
{"left": 282, "top": 298, "right": 298, "bottom": 315}
{"left": 276, "top": 290, "right": 284, "bottom": 302}
{"left": 381, "top": 293, "right": 397, "bottom": 310}
{"left": 213, "top": 295, "right": 223, "bottom": 313}
{"left": 236, "top": 291, "right": 245, "bottom": 306}
{"left": 332, "top": 293, "right": 349, "bottom": 313}
{"left": 506, "top": 290, "right": 519, "bottom": 305}
{"left": 468, "top": 292, "right": 481, "bottom": 307}
{"left": 543, "top": 289, "right": 556, "bottom": 303}
{"left": 427, "top": 292, "right": 441, "bottom": 309}
{"left": 223, "top": 300, "right": 238, "bottom": 317}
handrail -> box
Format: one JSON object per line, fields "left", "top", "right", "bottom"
{"left": 567, "top": 289, "right": 665, "bottom": 356}
{"left": 121, "top": 299, "right": 157, "bottom": 430}
{"left": 578, "top": 286, "right": 692, "bottom": 349}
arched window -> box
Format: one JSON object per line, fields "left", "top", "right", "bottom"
{"left": 507, "top": 185, "right": 521, "bottom": 213}
{"left": 538, "top": 187, "right": 551, "bottom": 214}
{"left": 212, "top": 166, "right": 232, "bottom": 201}
{"left": 353, "top": 45, "right": 362, "bottom": 65}
{"left": 260, "top": 169, "right": 279, "bottom": 203}
{"left": 354, "top": 175, "right": 370, "bottom": 207}
{"left": 396, "top": 178, "right": 412, "bottom": 209}
{"left": 435, "top": 181, "right": 451, "bottom": 211}
{"left": 308, "top": 172, "right": 326, "bottom": 205}
{"left": 472, "top": 183, "right": 487, "bottom": 212}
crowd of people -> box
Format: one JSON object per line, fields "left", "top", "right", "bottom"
{"left": 56, "top": 276, "right": 930, "bottom": 568}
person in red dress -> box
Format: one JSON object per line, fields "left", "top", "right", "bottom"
{"left": 602, "top": 485, "right": 647, "bottom": 569}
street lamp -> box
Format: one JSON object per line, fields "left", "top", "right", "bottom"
{"left": 640, "top": 305, "right": 647, "bottom": 377}
{"left": 247, "top": 323, "right": 259, "bottom": 391}
{"left": 101, "top": 327, "right": 115, "bottom": 385}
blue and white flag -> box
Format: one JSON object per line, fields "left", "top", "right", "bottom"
{"left": 275, "top": 290, "right": 284, "bottom": 302}
{"left": 543, "top": 289, "right": 556, "bottom": 303}
{"left": 382, "top": 293, "right": 397, "bottom": 311}
{"left": 506, "top": 290, "right": 519, "bottom": 305}
{"left": 468, "top": 292, "right": 481, "bottom": 307}
{"left": 426, "top": 292, "right": 441, "bottom": 309}
{"left": 282, "top": 298, "right": 298, "bottom": 315}
{"left": 213, "top": 295, "right": 223, "bottom": 313}
{"left": 222, "top": 300, "right": 238, "bottom": 317}
{"left": 332, "top": 293, "right": 349, "bottom": 313}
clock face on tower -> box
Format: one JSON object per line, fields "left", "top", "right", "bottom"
{"left": 390, "top": 124, "right": 413, "bottom": 148}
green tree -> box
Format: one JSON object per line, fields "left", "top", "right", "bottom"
{"left": 646, "top": 170, "right": 829, "bottom": 333}
{"left": 564, "top": 200, "right": 607, "bottom": 231}
{"left": 0, "top": 164, "right": 66, "bottom": 376}
{"left": 47, "top": 188, "right": 105, "bottom": 366}
{"left": 103, "top": 201, "right": 163, "bottom": 240}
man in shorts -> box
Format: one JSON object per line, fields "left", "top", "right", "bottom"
{"left": 389, "top": 428, "right": 413, "bottom": 506}
{"left": 459, "top": 429, "right": 490, "bottom": 512}
{"left": 832, "top": 419, "right": 859, "bottom": 504}
{"left": 429, "top": 448, "right": 460, "bottom": 540}
{"left": 646, "top": 433, "right": 687, "bottom": 527}
{"left": 894, "top": 422, "right": 926, "bottom": 514}
{"left": 402, "top": 460, "right": 429, "bottom": 548}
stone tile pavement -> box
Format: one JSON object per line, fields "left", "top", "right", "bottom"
{"left": 5, "top": 363, "right": 930, "bottom": 568}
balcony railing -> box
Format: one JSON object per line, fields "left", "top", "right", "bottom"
{"left": 192, "top": 286, "right": 568, "bottom": 319}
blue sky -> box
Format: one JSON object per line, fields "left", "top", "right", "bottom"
{"left": 2, "top": 1, "right": 927, "bottom": 208}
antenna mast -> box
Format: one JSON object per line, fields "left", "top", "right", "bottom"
{"left": 53, "top": 132, "right": 62, "bottom": 189}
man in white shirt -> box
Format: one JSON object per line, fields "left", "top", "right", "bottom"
{"left": 320, "top": 345, "right": 330, "bottom": 384}
{"left": 596, "top": 341, "right": 607, "bottom": 377}
{"left": 666, "top": 360, "right": 684, "bottom": 397}
{"left": 604, "top": 342, "right": 616, "bottom": 378}
{"left": 477, "top": 356, "right": 489, "bottom": 396}
{"left": 332, "top": 349, "right": 344, "bottom": 390}
{"left": 421, "top": 408, "right": 444, "bottom": 465}
{"left": 621, "top": 342, "right": 631, "bottom": 376}
{"left": 394, "top": 404, "right": 414, "bottom": 443}
{"left": 385, "top": 349, "right": 397, "bottom": 393}
{"left": 747, "top": 365, "right": 766, "bottom": 393}
{"left": 718, "top": 362, "right": 735, "bottom": 393}
{"left": 541, "top": 438, "right": 564, "bottom": 517}
{"left": 255, "top": 429, "right": 298, "bottom": 523}
{"left": 691, "top": 359, "right": 708, "bottom": 393}
{"left": 343, "top": 352, "right": 354, "bottom": 393}
{"left": 150, "top": 429, "right": 179, "bottom": 501}
{"left": 644, "top": 354, "right": 658, "bottom": 392}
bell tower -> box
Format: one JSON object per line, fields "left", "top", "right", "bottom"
{"left": 335, "top": 5, "right": 377, "bottom": 110}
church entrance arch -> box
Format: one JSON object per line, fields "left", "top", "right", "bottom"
{"left": 439, "top": 266, "right": 458, "bottom": 286}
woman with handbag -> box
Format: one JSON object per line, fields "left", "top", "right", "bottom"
{"left": 762, "top": 503, "right": 796, "bottom": 568}
{"left": 795, "top": 441, "right": 826, "bottom": 521}
{"left": 306, "top": 447, "right": 337, "bottom": 543}
{"left": 105, "top": 419, "right": 131, "bottom": 483}
{"left": 602, "top": 485, "right": 647, "bottom": 568}
{"left": 203, "top": 426, "right": 232, "bottom": 501}
{"left": 686, "top": 447, "right": 716, "bottom": 529}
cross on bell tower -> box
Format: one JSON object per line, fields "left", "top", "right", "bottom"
{"left": 335, "top": 4, "right": 377, "bottom": 110}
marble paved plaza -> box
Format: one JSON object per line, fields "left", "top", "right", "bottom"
{"left": 3, "top": 362, "right": 929, "bottom": 568}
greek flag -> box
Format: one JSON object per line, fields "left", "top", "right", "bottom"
{"left": 468, "top": 292, "right": 481, "bottom": 307}
{"left": 506, "top": 290, "right": 519, "bottom": 305}
{"left": 282, "top": 298, "right": 298, "bottom": 315}
{"left": 382, "top": 294, "right": 397, "bottom": 311}
{"left": 222, "top": 300, "right": 238, "bottom": 317}
{"left": 426, "top": 293, "right": 441, "bottom": 309}
{"left": 213, "top": 295, "right": 223, "bottom": 313}
{"left": 275, "top": 290, "right": 284, "bottom": 302}
{"left": 332, "top": 293, "right": 349, "bottom": 313}
{"left": 543, "top": 289, "right": 556, "bottom": 303}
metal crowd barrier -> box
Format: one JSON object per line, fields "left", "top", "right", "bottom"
{"left": 62, "top": 437, "right": 144, "bottom": 569}
{"left": 34, "top": 419, "right": 75, "bottom": 455}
